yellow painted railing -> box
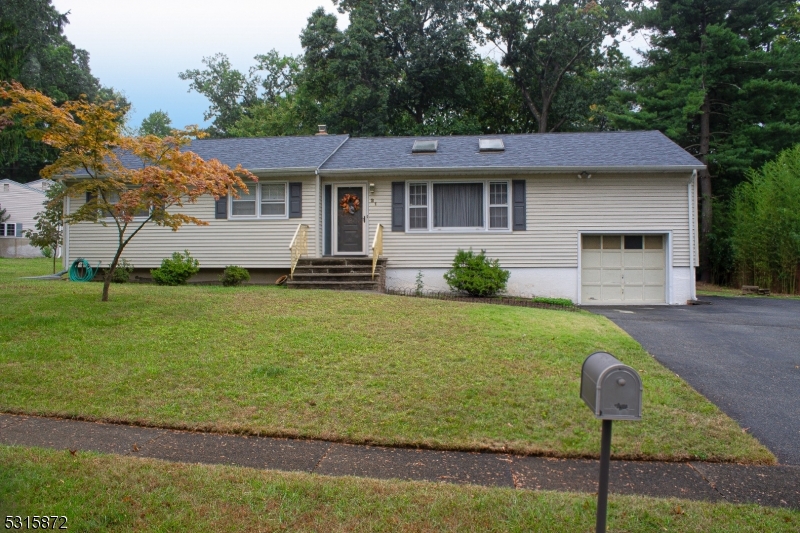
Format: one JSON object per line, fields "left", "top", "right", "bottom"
{"left": 371, "top": 223, "right": 383, "bottom": 279}
{"left": 289, "top": 223, "right": 309, "bottom": 279}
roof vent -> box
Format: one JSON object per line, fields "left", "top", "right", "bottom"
{"left": 316, "top": 124, "right": 328, "bottom": 135}
{"left": 412, "top": 139, "right": 438, "bottom": 153}
{"left": 479, "top": 138, "right": 504, "bottom": 152}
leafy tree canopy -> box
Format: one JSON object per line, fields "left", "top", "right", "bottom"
{"left": 140, "top": 110, "right": 173, "bottom": 137}
{"left": 0, "top": 81, "right": 256, "bottom": 301}
{"left": 473, "top": 0, "right": 630, "bottom": 133}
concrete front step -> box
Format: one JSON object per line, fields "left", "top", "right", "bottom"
{"left": 286, "top": 280, "right": 384, "bottom": 291}
{"left": 289, "top": 257, "right": 387, "bottom": 292}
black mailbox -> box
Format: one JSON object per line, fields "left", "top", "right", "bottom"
{"left": 581, "top": 351, "right": 642, "bottom": 421}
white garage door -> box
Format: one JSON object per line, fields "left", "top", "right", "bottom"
{"left": 581, "top": 235, "right": 666, "bottom": 304}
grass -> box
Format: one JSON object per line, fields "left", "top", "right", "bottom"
{"left": 696, "top": 282, "right": 800, "bottom": 299}
{"left": 1, "top": 446, "right": 797, "bottom": 532}
{"left": 0, "top": 258, "right": 773, "bottom": 463}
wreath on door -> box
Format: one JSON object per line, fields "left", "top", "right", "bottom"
{"left": 340, "top": 193, "right": 361, "bottom": 215}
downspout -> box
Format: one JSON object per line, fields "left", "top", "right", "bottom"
{"left": 63, "top": 194, "right": 70, "bottom": 270}
{"left": 315, "top": 135, "right": 350, "bottom": 258}
{"left": 688, "top": 170, "right": 697, "bottom": 301}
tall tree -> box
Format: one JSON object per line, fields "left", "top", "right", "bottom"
{"left": 179, "top": 51, "right": 305, "bottom": 137}
{"left": 474, "top": 0, "right": 629, "bottom": 133}
{"left": 300, "top": 0, "right": 483, "bottom": 136}
{"left": 140, "top": 110, "right": 173, "bottom": 137}
{"left": 1, "top": 82, "right": 256, "bottom": 301}
{"left": 0, "top": 0, "right": 126, "bottom": 182}
{"left": 614, "top": 0, "right": 797, "bottom": 282}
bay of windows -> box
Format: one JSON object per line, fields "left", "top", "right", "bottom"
{"left": 407, "top": 181, "right": 510, "bottom": 231}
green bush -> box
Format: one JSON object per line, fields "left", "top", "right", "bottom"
{"left": 443, "top": 249, "right": 510, "bottom": 297}
{"left": 105, "top": 258, "right": 134, "bottom": 284}
{"left": 220, "top": 265, "right": 250, "bottom": 287}
{"left": 151, "top": 251, "right": 200, "bottom": 286}
{"left": 532, "top": 296, "right": 573, "bottom": 306}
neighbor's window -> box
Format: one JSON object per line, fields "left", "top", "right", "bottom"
{"left": 407, "top": 181, "right": 511, "bottom": 231}
{"left": 0, "top": 223, "right": 17, "bottom": 237}
{"left": 230, "top": 182, "right": 288, "bottom": 219}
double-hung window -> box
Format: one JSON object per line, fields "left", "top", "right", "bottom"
{"left": 230, "top": 182, "right": 288, "bottom": 219}
{"left": 0, "top": 222, "right": 18, "bottom": 237}
{"left": 103, "top": 191, "right": 151, "bottom": 220}
{"left": 406, "top": 181, "right": 511, "bottom": 232}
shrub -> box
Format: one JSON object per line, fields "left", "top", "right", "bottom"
{"left": 151, "top": 250, "right": 200, "bottom": 286}
{"left": 532, "top": 296, "right": 573, "bottom": 306}
{"left": 443, "top": 249, "right": 510, "bottom": 297}
{"left": 220, "top": 265, "right": 250, "bottom": 286}
{"left": 105, "top": 258, "right": 134, "bottom": 284}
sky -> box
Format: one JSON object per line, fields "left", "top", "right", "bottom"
{"left": 51, "top": 0, "right": 647, "bottom": 132}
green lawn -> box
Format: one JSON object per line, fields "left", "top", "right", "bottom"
{"left": 1, "top": 446, "right": 796, "bottom": 532}
{"left": 0, "top": 258, "right": 773, "bottom": 462}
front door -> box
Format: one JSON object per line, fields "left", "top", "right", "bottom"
{"left": 336, "top": 186, "right": 365, "bottom": 254}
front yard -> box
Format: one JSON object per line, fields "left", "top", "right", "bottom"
{"left": 0, "top": 258, "right": 772, "bottom": 462}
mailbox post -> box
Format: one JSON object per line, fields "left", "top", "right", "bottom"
{"left": 581, "top": 352, "right": 642, "bottom": 533}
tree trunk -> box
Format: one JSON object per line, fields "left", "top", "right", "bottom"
{"left": 101, "top": 248, "right": 123, "bottom": 302}
{"left": 698, "top": 93, "right": 713, "bottom": 282}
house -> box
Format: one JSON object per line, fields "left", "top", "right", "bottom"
{"left": 0, "top": 178, "right": 50, "bottom": 258}
{"left": 62, "top": 131, "right": 704, "bottom": 305}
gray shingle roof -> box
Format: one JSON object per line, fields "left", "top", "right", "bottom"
{"left": 71, "top": 131, "right": 703, "bottom": 176}
{"left": 319, "top": 131, "right": 703, "bottom": 172}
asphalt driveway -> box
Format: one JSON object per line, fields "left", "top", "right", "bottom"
{"left": 590, "top": 296, "right": 800, "bottom": 465}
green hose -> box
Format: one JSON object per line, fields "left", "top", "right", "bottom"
{"left": 69, "top": 258, "right": 100, "bottom": 282}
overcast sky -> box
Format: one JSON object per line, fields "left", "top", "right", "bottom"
{"left": 51, "top": 0, "right": 646, "bottom": 132}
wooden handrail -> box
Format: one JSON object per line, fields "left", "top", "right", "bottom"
{"left": 289, "top": 223, "right": 309, "bottom": 279}
{"left": 371, "top": 223, "right": 383, "bottom": 279}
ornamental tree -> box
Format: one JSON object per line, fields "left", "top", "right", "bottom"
{"left": 25, "top": 180, "right": 64, "bottom": 273}
{"left": 0, "top": 81, "right": 256, "bottom": 301}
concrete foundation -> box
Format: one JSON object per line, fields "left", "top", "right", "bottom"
{"left": 0, "top": 238, "right": 42, "bottom": 258}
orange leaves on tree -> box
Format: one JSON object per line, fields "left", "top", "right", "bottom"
{"left": 0, "top": 81, "right": 258, "bottom": 300}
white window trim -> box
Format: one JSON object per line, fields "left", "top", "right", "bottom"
{"left": 228, "top": 181, "right": 289, "bottom": 220}
{"left": 0, "top": 222, "right": 19, "bottom": 237}
{"left": 101, "top": 191, "right": 153, "bottom": 222}
{"left": 405, "top": 180, "right": 512, "bottom": 233}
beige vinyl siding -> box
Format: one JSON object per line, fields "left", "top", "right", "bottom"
{"left": 0, "top": 180, "right": 47, "bottom": 230}
{"left": 66, "top": 176, "right": 317, "bottom": 268}
{"left": 355, "top": 173, "right": 691, "bottom": 269}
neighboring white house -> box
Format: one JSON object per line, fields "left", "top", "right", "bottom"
{"left": 0, "top": 178, "right": 49, "bottom": 258}
{"left": 62, "top": 131, "right": 704, "bottom": 304}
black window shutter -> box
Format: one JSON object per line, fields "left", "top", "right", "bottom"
{"left": 215, "top": 195, "right": 228, "bottom": 219}
{"left": 85, "top": 191, "right": 94, "bottom": 204}
{"left": 289, "top": 182, "right": 302, "bottom": 218}
{"left": 512, "top": 179, "right": 526, "bottom": 231}
{"left": 391, "top": 181, "right": 405, "bottom": 232}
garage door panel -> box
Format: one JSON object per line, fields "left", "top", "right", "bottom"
{"left": 623, "top": 252, "right": 643, "bottom": 268}
{"left": 624, "top": 285, "right": 644, "bottom": 300}
{"left": 602, "top": 252, "right": 621, "bottom": 268}
{"left": 582, "top": 269, "right": 602, "bottom": 283}
{"left": 644, "top": 269, "right": 664, "bottom": 284}
{"left": 602, "top": 285, "right": 623, "bottom": 301}
{"left": 602, "top": 268, "right": 622, "bottom": 284}
{"left": 644, "top": 252, "right": 665, "bottom": 268}
{"left": 583, "top": 251, "right": 602, "bottom": 268}
{"left": 582, "top": 285, "right": 602, "bottom": 302}
{"left": 624, "top": 269, "right": 644, "bottom": 284}
{"left": 644, "top": 286, "right": 665, "bottom": 301}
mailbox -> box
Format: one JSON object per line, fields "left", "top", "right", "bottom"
{"left": 581, "top": 351, "right": 642, "bottom": 421}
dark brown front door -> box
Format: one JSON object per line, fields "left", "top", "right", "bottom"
{"left": 337, "top": 186, "right": 364, "bottom": 253}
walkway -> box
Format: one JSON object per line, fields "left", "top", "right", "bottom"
{"left": 2, "top": 414, "right": 798, "bottom": 509}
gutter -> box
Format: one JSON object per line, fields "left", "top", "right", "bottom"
{"left": 688, "top": 170, "right": 697, "bottom": 302}
{"left": 318, "top": 165, "right": 706, "bottom": 177}
{"left": 313, "top": 135, "right": 350, "bottom": 257}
